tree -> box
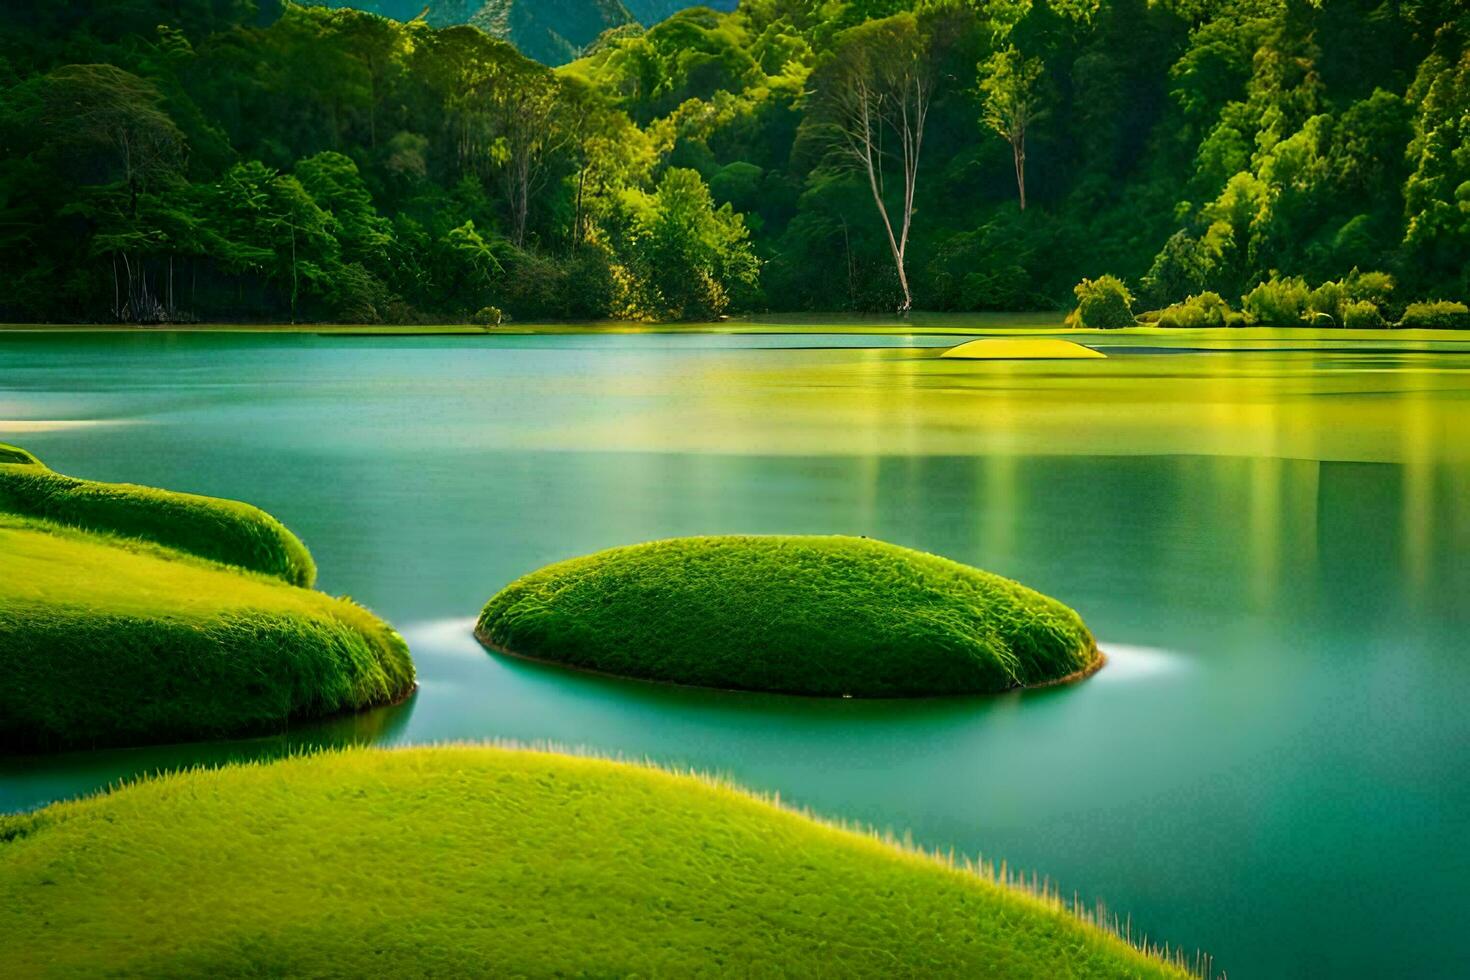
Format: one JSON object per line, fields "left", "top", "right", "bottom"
{"left": 295, "top": 151, "right": 392, "bottom": 270}
{"left": 40, "top": 64, "right": 186, "bottom": 216}
{"left": 36, "top": 64, "right": 190, "bottom": 321}
{"left": 616, "top": 167, "right": 759, "bottom": 320}
{"left": 814, "top": 13, "right": 934, "bottom": 314}
{"left": 203, "top": 161, "right": 338, "bottom": 322}
{"left": 330, "top": 8, "right": 402, "bottom": 150}
{"left": 1403, "top": 32, "right": 1470, "bottom": 294}
{"left": 0, "top": 0, "right": 1465, "bottom": 324}
{"left": 434, "top": 31, "right": 575, "bottom": 249}
{"left": 484, "top": 61, "right": 570, "bottom": 249}
{"left": 979, "top": 45, "right": 1047, "bottom": 211}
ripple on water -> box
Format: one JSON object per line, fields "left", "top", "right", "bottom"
{"left": 398, "top": 617, "right": 483, "bottom": 658}
{"left": 1092, "top": 643, "right": 1189, "bottom": 683}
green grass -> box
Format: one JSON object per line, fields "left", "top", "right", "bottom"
{"left": 477, "top": 535, "right": 1100, "bottom": 697}
{"left": 0, "top": 444, "right": 399, "bottom": 749}
{"left": 0, "top": 745, "right": 1195, "bottom": 978}
{"left": 0, "top": 516, "right": 414, "bottom": 752}
{"left": 0, "top": 443, "right": 314, "bottom": 586}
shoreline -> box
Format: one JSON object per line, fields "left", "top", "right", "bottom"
{"left": 3, "top": 321, "right": 1468, "bottom": 344}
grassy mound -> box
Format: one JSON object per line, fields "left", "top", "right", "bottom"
{"left": 0, "top": 442, "right": 314, "bottom": 586}
{"left": 0, "top": 516, "right": 414, "bottom": 752}
{"left": 0, "top": 746, "right": 1191, "bottom": 978}
{"left": 477, "top": 535, "right": 1100, "bottom": 696}
{"left": 942, "top": 338, "right": 1106, "bottom": 359}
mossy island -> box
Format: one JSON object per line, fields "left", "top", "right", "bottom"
{"left": 0, "top": 745, "right": 1190, "bottom": 978}
{"left": 477, "top": 535, "right": 1101, "bottom": 697}
{"left": 0, "top": 444, "right": 414, "bottom": 752}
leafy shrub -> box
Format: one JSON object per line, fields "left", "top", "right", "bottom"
{"left": 1242, "top": 276, "right": 1309, "bottom": 325}
{"left": 1399, "top": 300, "right": 1470, "bottom": 329}
{"left": 326, "top": 262, "right": 392, "bottom": 324}
{"left": 1306, "top": 279, "right": 1349, "bottom": 325}
{"left": 1155, "top": 291, "right": 1230, "bottom": 328}
{"left": 1341, "top": 300, "right": 1386, "bottom": 328}
{"left": 471, "top": 306, "right": 505, "bottom": 327}
{"left": 1139, "top": 230, "right": 1211, "bottom": 307}
{"left": 1066, "top": 275, "right": 1135, "bottom": 329}
{"left": 1346, "top": 269, "right": 1395, "bottom": 309}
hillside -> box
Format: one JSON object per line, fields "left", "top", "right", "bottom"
{"left": 0, "top": 0, "right": 1463, "bottom": 325}
{"left": 471, "top": 0, "right": 636, "bottom": 64}
{"left": 0, "top": 746, "right": 1194, "bottom": 977}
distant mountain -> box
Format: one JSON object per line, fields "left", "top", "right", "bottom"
{"left": 319, "top": 0, "right": 736, "bottom": 64}
{"left": 622, "top": 0, "right": 734, "bottom": 25}
{"left": 472, "top": 0, "right": 637, "bottom": 64}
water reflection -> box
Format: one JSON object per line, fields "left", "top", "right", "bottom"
{"left": 0, "top": 694, "right": 416, "bottom": 812}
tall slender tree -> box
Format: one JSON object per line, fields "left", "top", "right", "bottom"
{"left": 979, "top": 45, "right": 1047, "bottom": 212}
{"left": 816, "top": 14, "right": 934, "bottom": 314}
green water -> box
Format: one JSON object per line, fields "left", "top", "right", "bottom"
{"left": 2, "top": 328, "right": 1468, "bottom": 978}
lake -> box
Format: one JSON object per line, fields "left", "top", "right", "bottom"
{"left": 2, "top": 325, "right": 1468, "bottom": 978}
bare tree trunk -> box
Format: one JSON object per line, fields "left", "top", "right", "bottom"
{"left": 858, "top": 146, "right": 912, "bottom": 314}
{"left": 120, "top": 251, "right": 133, "bottom": 321}
{"left": 841, "top": 217, "right": 855, "bottom": 307}
{"left": 1013, "top": 134, "right": 1026, "bottom": 211}
{"left": 830, "top": 52, "right": 930, "bottom": 316}
{"left": 573, "top": 165, "right": 587, "bottom": 249}
{"left": 289, "top": 224, "right": 298, "bottom": 324}
{"left": 515, "top": 162, "right": 530, "bottom": 248}
{"left": 369, "top": 60, "right": 377, "bottom": 149}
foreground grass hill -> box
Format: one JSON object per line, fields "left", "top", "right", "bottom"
{"left": 478, "top": 535, "right": 1101, "bottom": 696}
{"left": 0, "top": 746, "right": 1193, "bottom": 978}
{"left": 0, "top": 444, "right": 413, "bottom": 751}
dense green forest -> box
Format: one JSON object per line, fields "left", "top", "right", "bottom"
{"left": 0, "top": 0, "right": 1465, "bottom": 324}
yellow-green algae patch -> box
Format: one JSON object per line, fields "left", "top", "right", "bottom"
{"left": 942, "top": 338, "right": 1106, "bottom": 359}
{"left": 477, "top": 535, "right": 1100, "bottom": 696}
{"left": 0, "top": 745, "right": 1194, "bottom": 978}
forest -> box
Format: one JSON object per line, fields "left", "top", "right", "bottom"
{"left": 0, "top": 0, "right": 1465, "bottom": 324}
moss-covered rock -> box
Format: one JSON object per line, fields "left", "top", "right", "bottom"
{"left": 477, "top": 535, "right": 1100, "bottom": 696}
{"left": 0, "top": 444, "right": 413, "bottom": 752}
{"left": 0, "top": 443, "right": 314, "bottom": 587}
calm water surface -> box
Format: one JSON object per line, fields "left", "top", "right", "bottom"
{"left": 2, "top": 328, "right": 1469, "bottom": 978}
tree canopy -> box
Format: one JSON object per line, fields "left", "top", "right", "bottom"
{"left": 0, "top": 0, "right": 1464, "bottom": 323}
